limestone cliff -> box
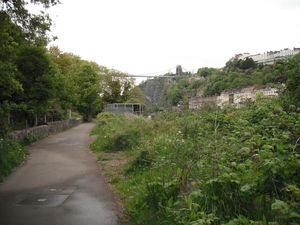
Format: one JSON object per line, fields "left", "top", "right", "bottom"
{"left": 139, "top": 77, "right": 173, "bottom": 109}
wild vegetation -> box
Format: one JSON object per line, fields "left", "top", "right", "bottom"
{"left": 92, "top": 97, "right": 299, "bottom": 224}
{"left": 0, "top": 139, "right": 27, "bottom": 181}
{"left": 92, "top": 54, "right": 300, "bottom": 224}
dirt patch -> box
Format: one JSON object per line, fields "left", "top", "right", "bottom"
{"left": 103, "top": 159, "right": 128, "bottom": 167}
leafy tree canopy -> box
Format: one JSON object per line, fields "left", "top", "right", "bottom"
{"left": 283, "top": 53, "right": 300, "bottom": 107}
{"left": 197, "top": 67, "right": 220, "bottom": 77}
{"left": 15, "top": 45, "right": 56, "bottom": 113}
{"left": 101, "top": 69, "right": 134, "bottom": 104}
{"left": 126, "top": 86, "right": 145, "bottom": 104}
{"left": 0, "top": 11, "right": 24, "bottom": 102}
{"left": 75, "top": 63, "right": 102, "bottom": 121}
{"left": 0, "top": 0, "right": 59, "bottom": 45}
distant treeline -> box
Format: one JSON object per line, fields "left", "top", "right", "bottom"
{"left": 0, "top": 0, "right": 144, "bottom": 136}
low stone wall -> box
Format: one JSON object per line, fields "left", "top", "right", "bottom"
{"left": 8, "top": 118, "right": 82, "bottom": 142}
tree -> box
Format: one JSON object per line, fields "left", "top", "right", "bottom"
{"left": 284, "top": 54, "right": 300, "bottom": 107}
{"left": 0, "top": 11, "right": 24, "bottom": 103}
{"left": 15, "top": 45, "right": 56, "bottom": 124}
{"left": 49, "top": 47, "right": 83, "bottom": 109}
{"left": 197, "top": 67, "right": 219, "bottom": 77}
{"left": 101, "top": 69, "right": 134, "bottom": 104}
{"left": 225, "top": 57, "right": 257, "bottom": 71}
{"left": 0, "top": 11, "right": 26, "bottom": 133}
{"left": 167, "top": 83, "right": 183, "bottom": 106}
{"left": 238, "top": 57, "right": 257, "bottom": 70}
{"left": 49, "top": 47, "right": 108, "bottom": 120}
{"left": 126, "top": 86, "right": 145, "bottom": 104}
{"left": 76, "top": 63, "right": 102, "bottom": 121}
{"left": 1, "top": 0, "right": 59, "bottom": 45}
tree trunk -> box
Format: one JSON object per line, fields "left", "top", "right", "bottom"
{"left": 7, "top": 113, "right": 10, "bottom": 125}
{"left": 25, "top": 120, "right": 28, "bottom": 137}
{"left": 35, "top": 114, "right": 38, "bottom": 126}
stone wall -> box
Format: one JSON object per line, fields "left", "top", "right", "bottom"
{"left": 189, "top": 96, "right": 217, "bottom": 109}
{"left": 8, "top": 118, "right": 82, "bottom": 142}
{"left": 189, "top": 85, "right": 279, "bottom": 110}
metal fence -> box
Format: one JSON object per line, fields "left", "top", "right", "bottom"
{"left": 104, "top": 103, "right": 144, "bottom": 115}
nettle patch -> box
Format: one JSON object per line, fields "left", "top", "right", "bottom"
{"left": 92, "top": 98, "right": 300, "bottom": 225}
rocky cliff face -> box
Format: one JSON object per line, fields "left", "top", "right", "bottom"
{"left": 139, "top": 78, "right": 173, "bottom": 109}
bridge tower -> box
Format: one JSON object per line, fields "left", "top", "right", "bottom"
{"left": 176, "top": 65, "right": 183, "bottom": 76}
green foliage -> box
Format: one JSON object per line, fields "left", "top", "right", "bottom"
{"left": 16, "top": 45, "right": 56, "bottom": 113}
{"left": 197, "top": 67, "right": 220, "bottom": 77}
{"left": 92, "top": 98, "right": 300, "bottom": 225}
{"left": 167, "top": 78, "right": 191, "bottom": 106}
{"left": 126, "top": 86, "right": 145, "bottom": 104}
{"left": 240, "top": 57, "right": 257, "bottom": 70}
{"left": 284, "top": 54, "right": 300, "bottom": 107}
{"left": 1, "top": 0, "right": 59, "bottom": 45}
{"left": 225, "top": 57, "right": 257, "bottom": 72}
{"left": 145, "top": 54, "right": 300, "bottom": 111}
{"left": 0, "top": 139, "right": 28, "bottom": 181}
{"left": 0, "top": 1, "right": 110, "bottom": 134}
{"left": 202, "top": 54, "right": 300, "bottom": 97}
{"left": 126, "top": 150, "right": 152, "bottom": 174}
{"left": 0, "top": 11, "right": 25, "bottom": 134}
{"left": 91, "top": 112, "right": 152, "bottom": 152}
{"left": 101, "top": 69, "right": 135, "bottom": 104}
{"left": 75, "top": 63, "right": 102, "bottom": 121}
{"left": 0, "top": 11, "right": 23, "bottom": 100}
{"left": 0, "top": 5, "right": 67, "bottom": 133}
{"left": 167, "top": 83, "right": 183, "bottom": 105}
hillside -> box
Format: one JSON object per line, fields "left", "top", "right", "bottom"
{"left": 139, "top": 54, "right": 300, "bottom": 111}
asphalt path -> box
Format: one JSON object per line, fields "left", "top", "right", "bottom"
{"left": 0, "top": 123, "right": 119, "bottom": 225}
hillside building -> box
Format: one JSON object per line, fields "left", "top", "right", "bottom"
{"left": 232, "top": 48, "right": 300, "bottom": 65}
{"left": 189, "top": 85, "right": 278, "bottom": 109}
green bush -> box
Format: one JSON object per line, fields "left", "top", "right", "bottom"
{"left": 91, "top": 99, "right": 300, "bottom": 225}
{"left": 91, "top": 112, "right": 153, "bottom": 152}
{"left": 0, "top": 139, "right": 27, "bottom": 181}
{"left": 126, "top": 150, "right": 153, "bottom": 174}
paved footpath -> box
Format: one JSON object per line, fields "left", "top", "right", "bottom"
{"left": 0, "top": 123, "right": 119, "bottom": 225}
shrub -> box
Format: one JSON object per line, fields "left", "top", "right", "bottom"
{"left": 91, "top": 112, "right": 152, "bottom": 152}
{"left": 126, "top": 150, "right": 153, "bottom": 174}
{"left": 91, "top": 99, "right": 300, "bottom": 224}
{"left": 0, "top": 139, "right": 27, "bottom": 181}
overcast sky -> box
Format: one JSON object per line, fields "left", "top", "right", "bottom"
{"left": 48, "top": 0, "right": 300, "bottom": 77}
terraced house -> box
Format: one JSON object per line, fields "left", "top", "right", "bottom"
{"left": 189, "top": 85, "right": 278, "bottom": 109}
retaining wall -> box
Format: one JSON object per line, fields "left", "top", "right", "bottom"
{"left": 8, "top": 118, "right": 82, "bottom": 142}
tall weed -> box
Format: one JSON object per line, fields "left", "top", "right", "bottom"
{"left": 91, "top": 99, "right": 300, "bottom": 224}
